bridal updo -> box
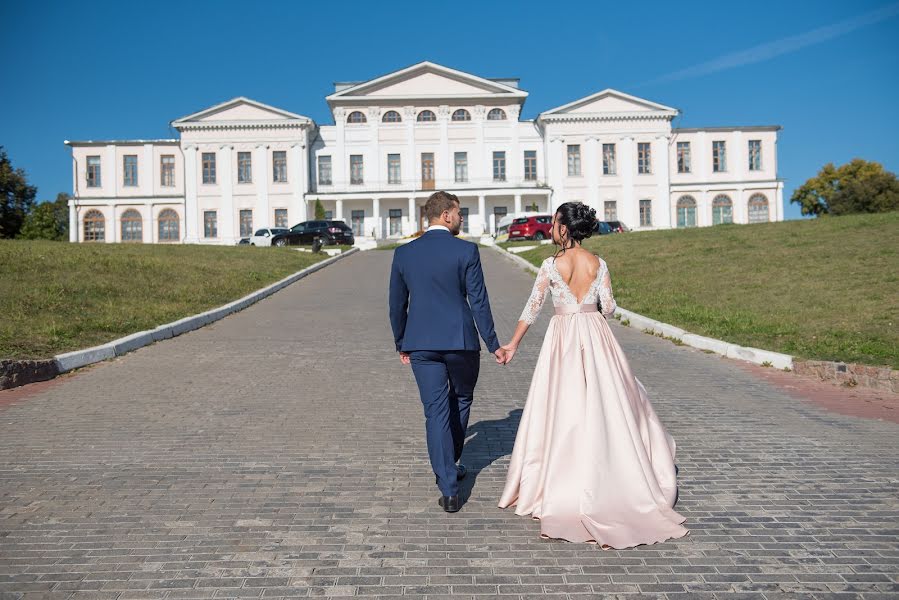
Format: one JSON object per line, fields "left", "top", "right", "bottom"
{"left": 555, "top": 202, "right": 597, "bottom": 246}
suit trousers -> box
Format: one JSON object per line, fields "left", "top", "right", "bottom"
{"left": 409, "top": 350, "right": 480, "bottom": 497}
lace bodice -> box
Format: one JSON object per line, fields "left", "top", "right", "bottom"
{"left": 518, "top": 256, "right": 617, "bottom": 324}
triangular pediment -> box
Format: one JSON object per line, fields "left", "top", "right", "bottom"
{"left": 171, "top": 97, "right": 311, "bottom": 127}
{"left": 327, "top": 62, "right": 527, "bottom": 101}
{"left": 541, "top": 89, "right": 677, "bottom": 118}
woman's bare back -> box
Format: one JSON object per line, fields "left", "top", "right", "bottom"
{"left": 553, "top": 247, "right": 601, "bottom": 303}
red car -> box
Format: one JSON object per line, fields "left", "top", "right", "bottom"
{"left": 508, "top": 215, "right": 553, "bottom": 240}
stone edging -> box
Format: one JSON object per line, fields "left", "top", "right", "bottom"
{"left": 491, "top": 244, "right": 794, "bottom": 370}
{"left": 0, "top": 248, "right": 359, "bottom": 391}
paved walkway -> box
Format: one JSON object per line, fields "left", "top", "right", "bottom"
{"left": 1, "top": 248, "right": 896, "bottom": 599}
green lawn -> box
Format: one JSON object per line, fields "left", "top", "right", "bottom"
{"left": 0, "top": 241, "right": 333, "bottom": 360}
{"left": 502, "top": 212, "right": 899, "bottom": 368}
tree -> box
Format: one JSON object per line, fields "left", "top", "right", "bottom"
{"left": 20, "top": 192, "right": 71, "bottom": 241}
{"left": 791, "top": 159, "right": 899, "bottom": 216}
{"left": 0, "top": 146, "right": 38, "bottom": 238}
{"left": 314, "top": 199, "right": 326, "bottom": 220}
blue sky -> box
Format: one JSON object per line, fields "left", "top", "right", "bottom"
{"left": 2, "top": 0, "right": 898, "bottom": 220}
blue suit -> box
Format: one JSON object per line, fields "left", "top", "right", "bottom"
{"left": 389, "top": 229, "right": 500, "bottom": 497}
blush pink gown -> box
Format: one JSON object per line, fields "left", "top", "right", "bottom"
{"left": 498, "top": 256, "right": 688, "bottom": 548}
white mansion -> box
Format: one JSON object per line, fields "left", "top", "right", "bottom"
{"left": 65, "top": 61, "right": 783, "bottom": 244}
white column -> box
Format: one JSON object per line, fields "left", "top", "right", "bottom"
{"left": 255, "top": 144, "right": 270, "bottom": 226}
{"left": 514, "top": 193, "right": 522, "bottom": 215}
{"left": 368, "top": 107, "right": 381, "bottom": 190}
{"left": 585, "top": 136, "right": 599, "bottom": 211}
{"left": 509, "top": 105, "right": 521, "bottom": 184}
{"left": 105, "top": 144, "right": 116, "bottom": 196}
{"left": 478, "top": 194, "right": 487, "bottom": 235}
{"left": 184, "top": 146, "right": 199, "bottom": 243}
{"left": 110, "top": 204, "right": 118, "bottom": 243}
{"left": 143, "top": 144, "right": 154, "bottom": 197}
{"left": 735, "top": 187, "right": 745, "bottom": 224}
{"left": 404, "top": 106, "right": 415, "bottom": 189}
{"left": 335, "top": 199, "right": 344, "bottom": 222}
{"left": 775, "top": 183, "right": 784, "bottom": 221}
{"left": 68, "top": 200, "right": 77, "bottom": 243}
{"left": 220, "top": 145, "right": 234, "bottom": 243}
{"left": 549, "top": 137, "right": 565, "bottom": 209}
{"left": 653, "top": 135, "right": 671, "bottom": 229}
{"left": 732, "top": 131, "right": 744, "bottom": 182}
{"left": 620, "top": 137, "right": 634, "bottom": 225}
{"left": 473, "top": 106, "right": 485, "bottom": 186}
{"left": 408, "top": 196, "right": 416, "bottom": 235}
{"left": 697, "top": 131, "right": 709, "bottom": 181}
{"left": 372, "top": 197, "right": 381, "bottom": 239}
{"left": 291, "top": 142, "right": 307, "bottom": 224}
{"left": 334, "top": 108, "right": 346, "bottom": 189}
{"left": 439, "top": 105, "right": 450, "bottom": 188}
{"left": 144, "top": 200, "right": 152, "bottom": 243}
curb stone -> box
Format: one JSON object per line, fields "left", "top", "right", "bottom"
{"left": 0, "top": 248, "right": 359, "bottom": 391}
{"left": 490, "top": 243, "right": 794, "bottom": 370}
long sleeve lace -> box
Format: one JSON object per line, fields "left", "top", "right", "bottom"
{"left": 598, "top": 260, "right": 617, "bottom": 318}
{"left": 519, "top": 260, "right": 551, "bottom": 325}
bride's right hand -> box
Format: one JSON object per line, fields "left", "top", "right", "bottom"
{"left": 501, "top": 343, "right": 518, "bottom": 364}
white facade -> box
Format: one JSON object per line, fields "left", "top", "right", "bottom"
{"left": 65, "top": 61, "right": 782, "bottom": 244}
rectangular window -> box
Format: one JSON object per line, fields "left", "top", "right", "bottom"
{"left": 318, "top": 155, "right": 332, "bottom": 185}
{"left": 350, "top": 155, "right": 363, "bottom": 185}
{"left": 421, "top": 152, "right": 434, "bottom": 189}
{"left": 123, "top": 155, "right": 138, "bottom": 187}
{"left": 239, "top": 209, "right": 252, "bottom": 237}
{"left": 713, "top": 140, "right": 727, "bottom": 172}
{"left": 387, "top": 153, "right": 401, "bottom": 184}
{"left": 460, "top": 207, "right": 469, "bottom": 234}
{"left": 351, "top": 209, "right": 365, "bottom": 236}
{"left": 604, "top": 201, "right": 617, "bottom": 221}
{"left": 86, "top": 156, "right": 101, "bottom": 187}
{"left": 602, "top": 144, "right": 616, "bottom": 175}
{"left": 274, "top": 208, "right": 288, "bottom": 228}
{"left": 160, "top": 155, "right": 175, "bottom": 187}
{"left": 454, "top": 152, "right": 468, "bottom": 183}
{"left": 237, "top": 151, "right": 252, "bottom": 183}
{"left": 637, "top": 142, "right": 651, "bottom": 174}
{"left": 748, "top": 140, "right": 762, "bottom": 171}
{"left": 389, "top": 208, "right": 402, "bottom": 236}
{"left": 204, "top": 210, "right": 217, "bottom": 238}
{"left": 524, "top": 150, "right": 537, "bottom": 181}
{"left": 639, "top": 199, "right": 652, "bottom": 226}
{"left": 324, "top": 210, "right": 333, "bottom": 220}
{"left": 202, "top": 152, "right": 216, "bottom": 184}
{"left": 272, "top": 150, "right": 287, "bottom": 182}
{"left": 567, "top": 144, "right": 581, "bottom": 176}
{"left": 492, "top": 151, "right": 506, "bottom": 182}
{"left": 676, "top": 142, "right": 691, "bottom": 173}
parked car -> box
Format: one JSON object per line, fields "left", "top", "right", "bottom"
{"left": 250, "top": 227, "right": 288, "bottom": 246}
{"left": 594, "top": 221, "right": 614, "bottom": 235}
{"left": 508, "top": 215, "right": 552, "bottom": 241}
{"left": 606, "top": 220, "right": 630, "bottom": 233}
{"left": 270, "top": 220, "right": 355, "bottom": 247}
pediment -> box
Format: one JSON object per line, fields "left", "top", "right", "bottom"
{"left": 172, "top": 97, "right": 311, "bottom": 127}
{"left": 541, "top": 89, "right": 677, "bottom": 118}
{"left": 327, "top": 61, "right": 527, "bottom": 101}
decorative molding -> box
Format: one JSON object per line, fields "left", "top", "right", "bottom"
{"left": 403, "top": 106, "right": 416, "bottom": 119}
{"left": 176, "top": 121, "right": 309, "bottom": 132}
{"left": 367, "top": 107, "right": 380, "bottom": 120}
{"left": 438, "top": 105, "right": 451, "bottom": 118}
{"left": 473, "top": 105, "right": 486, "bottom": 119}
{"left": 540, "top": 111, "right": 677, "bottom": 124}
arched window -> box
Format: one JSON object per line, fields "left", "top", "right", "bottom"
{"left": 158, "top": 208, "right": 180, "bottom": 242}
{"left": 451, "top": 109, "right": 471, "bottom": 121}
{"left": 676, "top": 196, "right": 697, "bottom": 228}
{"left": 748, "top": 194, "right": 769, "bottom": 223}
{"left": 382, "top": 110, "right": 401, "bottom": 123}
{"left": 83, "top": 209, "right": 105, "bottom": 242}
{"left": 712, "top": 194, "right": 733, "bottom": 225}
{"left": 120, "top": 209, "right": 143, "bottom": 242}
{"left": 417, "top": 110, "right": 436, "bottom": 122}
{"left": 347, "top": 111, "right": 367, "bottom": 124}
{"left": 487, "top": 108, "right": 507, "bottom": 120}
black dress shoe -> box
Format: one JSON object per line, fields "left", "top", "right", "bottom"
{"left": 438, "top": 495, "right": 461, "bottom": 513}
{"left": 456, "top": 463, "right": 468, "bottom": 480}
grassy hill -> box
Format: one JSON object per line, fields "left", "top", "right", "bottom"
{"left": 0, "top": 241, "right": 332, "bottom": 360}
{"left": 503, "top": 212, "right": 899, "bottom": 368}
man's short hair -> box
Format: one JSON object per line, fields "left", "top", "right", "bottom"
{"left": 424, "top": 191, "right": 459, "bottom": 221}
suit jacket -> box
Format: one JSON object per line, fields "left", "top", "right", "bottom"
{"left": 389, "top": 229, "right": 500, "bottom": 354}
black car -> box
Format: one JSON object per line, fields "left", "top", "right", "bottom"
{"left": 593, "top": 221, "right": 614, "bottom": 235}
{"left": 606, "top": 220, "right": 630, "bottom": 233}
{"left": 270, "top": 220, "right": 355, "bottom": 247}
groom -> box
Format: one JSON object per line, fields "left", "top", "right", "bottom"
{"left": 389, "top": 190, "right": 506, "bottom": 513}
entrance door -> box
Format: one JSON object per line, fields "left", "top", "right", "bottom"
{"left": 421, "top": 153, "right": 435, "bottom": 190}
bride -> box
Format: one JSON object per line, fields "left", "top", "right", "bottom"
{"left": 498, "top": 202, "right": 689, "bottom": 549}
